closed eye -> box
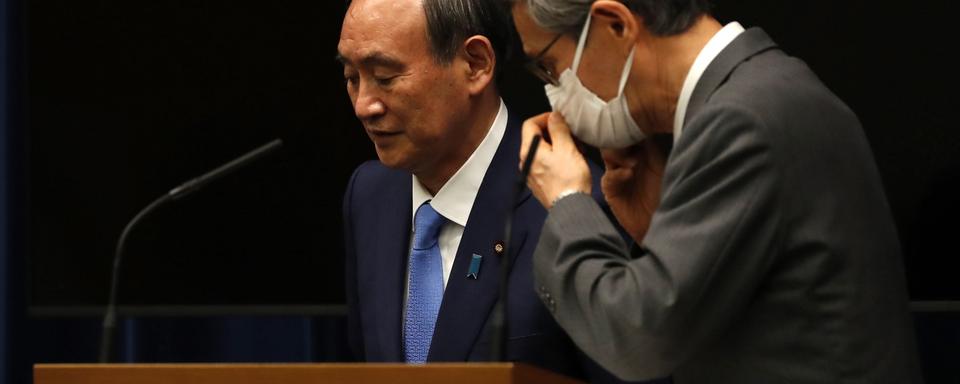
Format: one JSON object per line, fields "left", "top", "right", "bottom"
{"left": 375, "top": 75, "right": 398, "bottom": 86}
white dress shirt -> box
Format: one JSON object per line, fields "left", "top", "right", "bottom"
{"left": 673, "top": 22, "right": 745, "bottom": 142}
{"left": 409, "top": 99, "right": 508, "bottom": 291}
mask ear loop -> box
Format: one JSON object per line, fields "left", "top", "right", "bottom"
{"left": 573, "top": 11, "right": 635, "bottom": 96}
{"left": 617, "top": 48, "right": 635, "bottom": 95}
{"left": 571, "top": 12, "right": 592, "bottom": 74}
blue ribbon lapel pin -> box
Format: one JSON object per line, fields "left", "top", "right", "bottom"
{"left": 467, "top": 253, "right": 483, "bottom": 280}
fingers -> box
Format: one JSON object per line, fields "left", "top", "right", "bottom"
{"left": 600, "top": 144, "right": 642, "bottom": 170}
{"left": 519, "top": 112, "right": 593, "bottom": 209}
{"left": 545, "top": 112, "right": 576, "bottom": 150}
{"left": 520, "top": 112, "right": 551, "bottom": 169}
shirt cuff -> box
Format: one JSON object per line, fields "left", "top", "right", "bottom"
{"left": 551, "top": 189, "right": 589, "bottom": 208}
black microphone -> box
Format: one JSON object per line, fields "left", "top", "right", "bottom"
{"left": 98, "top": 139, "right": 283, "bottom": 363}
{"left": 490, "top": 135, "right": 541, "bottom": 362}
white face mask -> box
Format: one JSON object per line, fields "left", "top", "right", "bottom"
{"left": 545, "top": 13, "right": 645, "bottom": 149}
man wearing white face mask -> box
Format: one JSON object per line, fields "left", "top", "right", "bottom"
{"left": 543, "top": 12, "right": 645, "bottom": 148}
{"left": 511, "top": 0, "right": 923, "bottom": 383}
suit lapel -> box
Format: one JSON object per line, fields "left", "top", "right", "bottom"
{"left": 685, "top": 28, "right": 779, "bottom": 124}
{"left": 370, "top": 171, "right": 412, "bottom": 361}
{"left": 427, "top": 118, "right": 527, "bottom": 361}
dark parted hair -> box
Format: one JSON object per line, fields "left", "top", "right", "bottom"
{"left": 422, "top": 0, "right": 517, "bottom": 78}
{"left": 343, "top": 0, "right": 518, "bottom": 78}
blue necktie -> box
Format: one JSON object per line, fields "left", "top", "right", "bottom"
{"left": 404, "top": 202, "right": 446, "bottom": 363}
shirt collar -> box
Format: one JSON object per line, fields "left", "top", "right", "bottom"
{"left": 673, "top": 22, "right": 745, "bottom": 143}
{"left": 412, "top": 99, "right": 508, "bottom": 227}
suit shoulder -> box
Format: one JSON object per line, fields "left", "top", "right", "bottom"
{"left": 695, "top": 48, "right": 863, "bottom": 162}
{"left": 350, "top": 160, "right": 399, "bottom": 182}
{"left": 717, "top": 49, "right": 858, "bottom": 126}
{"left": 346, "top": 160, "right": 409, "bottom": 198}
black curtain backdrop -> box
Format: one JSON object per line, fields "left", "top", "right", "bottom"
{"left": 4, "top": 0, "right": 958, "bottom": 383}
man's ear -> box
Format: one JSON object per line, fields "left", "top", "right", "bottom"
{"left": 590, "top": 0, "right": 641, "bottom": 48}
{"left": 460, "top": 35, "right": 496, "bottom": 95}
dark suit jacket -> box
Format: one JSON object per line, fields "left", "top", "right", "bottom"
{"left": 342, "top": 116, "right": 618, "bottom": 380}
{"left": 533, "top": 28, "right": 923, "bottom": 383}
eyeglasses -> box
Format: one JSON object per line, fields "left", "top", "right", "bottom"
{"left": 524, "top": 32, "right": 564, "bottom": 86}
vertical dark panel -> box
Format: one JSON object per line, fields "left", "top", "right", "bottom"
{"left": 1, "top": 0, "right": 11, "bottom": 378}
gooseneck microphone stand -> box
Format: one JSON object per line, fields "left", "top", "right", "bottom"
{"left": 98, "top": 139, "right": 283, "bottom": 363}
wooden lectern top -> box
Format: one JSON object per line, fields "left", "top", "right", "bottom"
{"left": 34, "top": 362, "right": 585, "bottom": 384}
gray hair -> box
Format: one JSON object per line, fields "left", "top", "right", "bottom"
{"left": 519, "top": 0, "right": 712, "bottom": 37}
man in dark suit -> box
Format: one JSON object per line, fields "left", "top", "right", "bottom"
{"left": 338, "top": 0, "right": 658, "bottom": 381}
{"left": 511, "top": 0, "right": 924, "bottom": 383}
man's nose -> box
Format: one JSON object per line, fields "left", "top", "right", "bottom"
{"left": 354, "top": 85, "right": 386, "bottom": 120}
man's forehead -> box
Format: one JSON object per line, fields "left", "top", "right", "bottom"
{"left": 337, "top": 31, "right": 426, "bottom": 69}
{"left": 340, "top": 0, "right": 427, "bottom": 58}
{"left": 345, "top": 0, "right": 423, "bottom": 30}
{"left": 336, "top": 49, "right": 405, "bottom": 71}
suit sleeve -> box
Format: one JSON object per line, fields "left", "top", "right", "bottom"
{"left": 343, "top": 165, "right": 365, "bottom": 361}
{"left": 533, "top": 105, "right": 781, "bottom": 381}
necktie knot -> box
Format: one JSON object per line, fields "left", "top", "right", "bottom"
{"left": 413, "top": 202, "right": 445, "bottom": 250}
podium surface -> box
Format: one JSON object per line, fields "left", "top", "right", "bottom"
{"left": 35, "top": 362, "right": 584, "bottom": 384}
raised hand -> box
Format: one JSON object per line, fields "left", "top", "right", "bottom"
{"left": 520, "top": 112, "right": 592, "bottom": 209}
{"left": 600, "top": 137, "right": 667, "bottom": 243}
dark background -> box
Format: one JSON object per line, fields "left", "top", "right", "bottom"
{"left": 22, "top": 0, "right": 366, "bottom": 311}
{"left": 19, "top": 0, "right": 960, "bottom": 313}
{"left": 3, "top": 0, "right": 957, "bottom": 383}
